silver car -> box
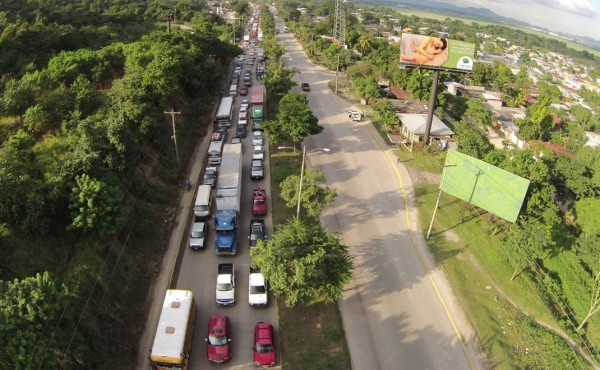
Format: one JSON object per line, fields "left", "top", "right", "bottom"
{"left": 189, "top": 221, "right": 208, "bottom": 249}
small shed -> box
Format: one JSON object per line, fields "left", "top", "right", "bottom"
{"left": 396, "top": 113, "right": 454, "bottom": 149}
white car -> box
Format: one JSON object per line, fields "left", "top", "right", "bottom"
{"left": 239, "top": 115, "right": 248, "bottom": 126}
{"left": 241, "top": 99, "right": 249, "bottom": 110}
{"left": 252, "top": 131, "right": 263, "bottom": 146}
{"left": 189, "top": 221, "right": 208, "bottom": 250}
{"left": 253, "top": 146, "right": 264, "bottom": 161}
{"left": 239, "top": 106, "right": 248, "bottom": 116}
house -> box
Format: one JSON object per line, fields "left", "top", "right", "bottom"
{"left": 482, "top": 92, "right": 503, "bottom": 110}
{"left": 396, "top": 113, "right": 454, "bottom": 149}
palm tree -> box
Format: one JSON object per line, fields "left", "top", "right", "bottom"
{"left": 356, "top": 35, "right": 372, "bottom": 55}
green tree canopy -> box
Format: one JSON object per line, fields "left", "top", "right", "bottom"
{"left": 0, "top": 272, "right": 86, "bottom": 369}
{"left": 279, "top": 167, "right": 338, "bottom": 218}
{"left": 68, "top": 174, "right": 124, "bottom": 236}
{"left": 453, "top": 120, "right": 493, "bottom": 160}
{"left": 263, "top": 93, "right": 322, "bottom": 144}
{"left": 250, "top": 218, "right": 353, "bottom": 307}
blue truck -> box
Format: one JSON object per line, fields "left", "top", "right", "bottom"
{"left": 214, "top": 144, "right": 241, "bottom": 255}
{"left": 214, "top": 209, "right": 238, "bottom": 255}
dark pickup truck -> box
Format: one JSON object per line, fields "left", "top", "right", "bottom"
{"left": 301, "top": 82, "right": 310, "bottom": 91}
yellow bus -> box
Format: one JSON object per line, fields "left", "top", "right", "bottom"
{"left": 149, "top": 289, "right": 197, "bottom": 369}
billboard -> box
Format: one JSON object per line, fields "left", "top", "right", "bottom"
{"left": 399, "top": 33, "right": 476, "bottom": 72}
{"left": 440, "top": 150, "right": 530, "bottom": 223}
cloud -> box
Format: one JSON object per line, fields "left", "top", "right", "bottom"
{"left": 536, "top": 0, "right": 598, "bottom": 17}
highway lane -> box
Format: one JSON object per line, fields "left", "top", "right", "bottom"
{"left": 175, "top": 61, "right": 279, "bottom": 370}
{"left": 276, "top": 26, "right": 482, "bottom": 370}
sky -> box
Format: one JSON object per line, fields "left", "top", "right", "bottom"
{"left": 435, "top": 0, "right": 600, "bottom": 40}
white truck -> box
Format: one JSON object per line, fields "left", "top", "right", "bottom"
{"left": 215, "top": 143, "right": 242, "bottom": 213}
{"left": 216, "top": 263, "right": 235, "bottom": 306}
{"left": 248, "top": 267, "right": 268, "bottom": 307}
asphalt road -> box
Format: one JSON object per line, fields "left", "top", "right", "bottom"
{"left": 276, "top": 27, "right": 484, "bottom": 370}
{"left": 176, "top": 68, "right": 280, "bottom": 370}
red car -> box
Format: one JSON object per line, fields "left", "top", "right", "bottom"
{"left": 206, "top": 315, "right": 232, "bottom": 363}
{"left": 253, "top": 322, "right": 276, "bottom": 367}
{"left": 252, "top": 188, "right": 267, "bottom": 215}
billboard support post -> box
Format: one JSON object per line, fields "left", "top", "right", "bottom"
{"left": 424, "top": 69, "right": 440, "bottom": 145}
{"left": 427, "top": 164, "right": 454, "bottom": 239}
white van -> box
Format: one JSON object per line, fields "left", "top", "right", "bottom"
{"left": 194, "top": 185, "right": 212, "bottom": 220}
{"left": 229, "top": 83, "right": 237, "bottom": 97}
{"left": 208, "top": 140, "right": 224, "bottom": 165}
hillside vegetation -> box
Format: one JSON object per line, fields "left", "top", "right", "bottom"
{"left": 0, "top": 0, "right": 240, "bottom": 367}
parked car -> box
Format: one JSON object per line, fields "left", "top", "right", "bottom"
{"left": 206, "top": 315, "right": 232, "bottom": 364}
{"left": 252, "top": 131, "right": 263, "bottom": 146}
{"left": 241, "top": 99, "right": 250, "bottom": 110}
{"left": 249, "top": 219, "right": 265, "bottom": 248}
{"left": 252, "top": 146, "right": 264, "bottom": 161}
{"left": 189, "top": 221, "right": 208, "bottom": 249}
{"left": 202, "top": 167, "right": 217, "bottom": 188}
{"left": 301, "top": 82, "right": 310, "bottom": 91}
{"left": 239, "top": 106, "right": 248, "bottom": 117}
{"left": 253, "top": 322, "right": 276, "bottom": 367}
{"left": 240, "top": 86, "right": 248, "bottom": 96}
{"left": 236, "top": 125, "right": 247, "bottom": 138}
{"left": 239, "top": 114, "right": 248, "bottom": 126}
{"left": 244, "top": 79, "right": 252, "bottom": 87}
{"left": 251, "top": 160, "right": 264, "bottom": 180}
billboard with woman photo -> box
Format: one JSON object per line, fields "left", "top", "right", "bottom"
{"left": 399, "top": 33, "right": 475, "bottom": 72}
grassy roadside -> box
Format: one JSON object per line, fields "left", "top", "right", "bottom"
{"left": 323, "top": 75, "right": 597, "bottom": 366}
{"left": 270, "top": 151, "right": 352, "bottom": 369}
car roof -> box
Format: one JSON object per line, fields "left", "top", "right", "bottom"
{"left": 208, "top": 315, "right": 229, "bottom": 334}
{"left": 192, "top": 221, "right": 206, "bottom": 230}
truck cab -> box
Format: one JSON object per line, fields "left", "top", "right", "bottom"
{"left": 214, "top": 209, "right": 239, "bottom": 255}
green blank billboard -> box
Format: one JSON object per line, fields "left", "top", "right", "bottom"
{"left": 441, "top": 150, "right": 530, "bottom": 223}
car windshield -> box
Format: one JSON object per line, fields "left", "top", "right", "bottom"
{"left": 256, "top": 343, "right": 273, "bottom": 353}
{"left": 208, "top": 335, "right": 228, "bottom": 346}
{"left": 250, "top": 233, "right": 262, "bottom": 241}
{"left": 250, "top": 285, "right": 266, "bottom": 294}
{"left": 217, "top": 283, "right": 232, "bottom": 291}
{"left": 205, "top": 173, "right": 214, "bottom": 180}
{"left": 252, "top": 166, "right": 262, "bottom": 171}
{"left": 253, "top": 199, "right": 265, "bottom": 205}
{"left": 191, "top": 231, "right": 204, "bottom": 238}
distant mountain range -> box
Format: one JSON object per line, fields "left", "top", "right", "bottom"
{"left": 359, "top": 0, "right": 600, "bottom": 50}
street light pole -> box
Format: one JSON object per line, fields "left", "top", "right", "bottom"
{"left": 296, "top": 145, "right": 306, "bottom": 218}
{"left": 296, "top": 146, "right": 330, "bottom": 218}
{"left": 335, "top": 54, "right": 340, "bottom": 94}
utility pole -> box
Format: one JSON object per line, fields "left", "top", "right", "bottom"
{"left": 335, "top": 54, "right": 340, "bottom": 94}
{"left": 164, "top": 110, "right": 181, "bottom": 167}
{"left": 296, "top": 145, "right": 306, "bottom": 218}
{"left": 167, "top": 13, "right": 172, "bottom": 33}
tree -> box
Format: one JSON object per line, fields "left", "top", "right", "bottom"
{"left": 464, "top": 98, "right": 492, "bottom": 128}
{"left": 503, "top": 219, "right": 554, "bottom": 280}
{"left": 263, "top": 93, "right": 322, "bottom": 144}
{"left": 406, "top": 69, "right": 432, "bottom": 101}
{"left": 574, "top": 198, "right": 600, "bottom": 236}
{"left": 263, "top": 61, "right": 296, "bottom": 96}
{"left": 250, "top": 218, "right": 353, "bottom": 307}
{"left": 372, "top": 99, "right": 399, "bottom": 132}
{"left": 351, "top": 76, "right": 380, "bottom": 104}
{"left": 68, "top": 174, "right": 124, "bottom": 236}
{"left": 279, "top": 168, "right": 338, "bottom": 218}
{"left": 555, "top": 146, "right": 600, "bottom": 199}
{"left": 356, "top": 34, "right": 372, "bottom": 55}
{"left": 453, "top": 121, "right": 493, "bottom": 159}
{"left": 575, "top": 235, "right": 600, "bottom": 330}
{"left": 0, "top": 272, "right": 86, "bottom": 369}
{"left": 0, "top": 78, "right": 35, "bottom": 119}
